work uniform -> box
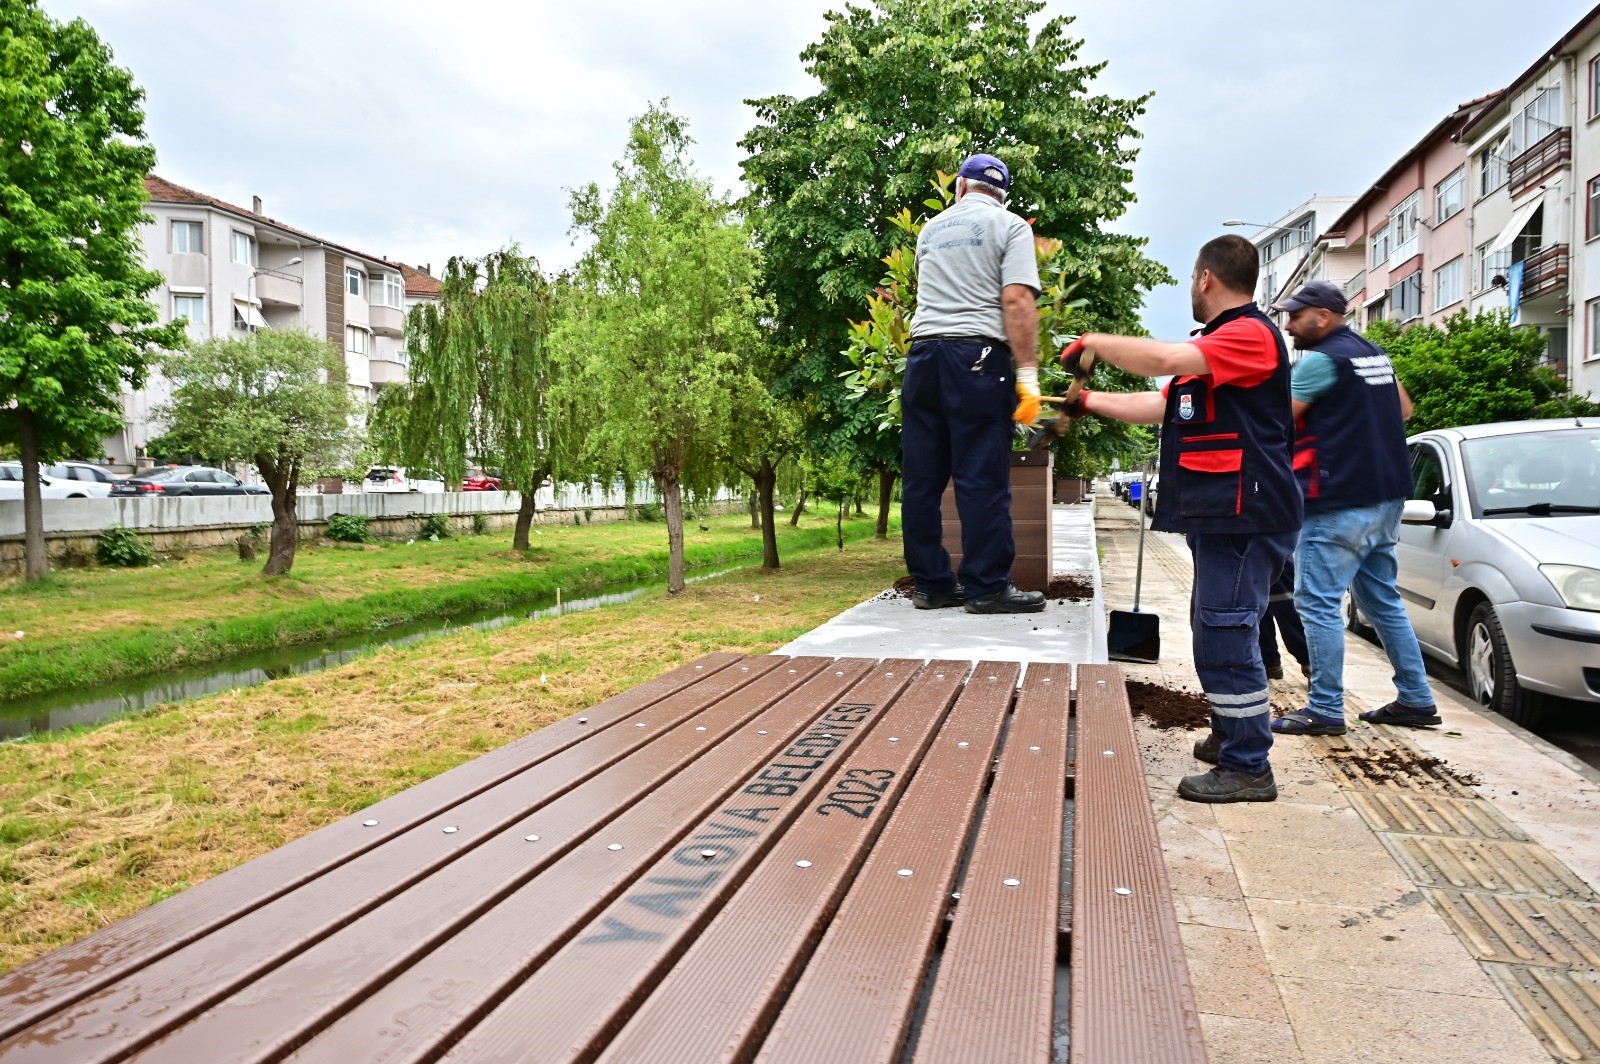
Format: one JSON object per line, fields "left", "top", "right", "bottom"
{"left": 901, "top": 193, "right": 1041, "bottom": 599}
{"left": 1291, "top": 326, "right": 1433, "bottom": 722}
{"left": 1155, "top": 304, "right": 1301, "bottom": 774}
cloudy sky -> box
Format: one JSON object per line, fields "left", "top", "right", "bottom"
{"left": 41, "top": 0, "right": 1596, "bottom": 340}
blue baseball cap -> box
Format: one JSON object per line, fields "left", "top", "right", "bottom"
{"left": 958, "top": 153, "right": 1010, "bottom": 192}
{"left": 1272, "top": 279, "right": 1347, "bottom": 315}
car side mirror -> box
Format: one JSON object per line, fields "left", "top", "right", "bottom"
{"left": 1402, "top": 499, "right": 1451, "bottom": 528}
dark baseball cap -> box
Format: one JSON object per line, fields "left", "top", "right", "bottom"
{"left": 1273, "top": 280, "right": 1346, "bottom": 315}
{"left": 958, "top": 153, "right": 1010, "bottom": 191}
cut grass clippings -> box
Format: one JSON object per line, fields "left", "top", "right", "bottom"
{"left": 0, "top": 538, "right": 906, "bottom": 973}
{"left": 0, "top": 514, "right": 885, "bottom": 701}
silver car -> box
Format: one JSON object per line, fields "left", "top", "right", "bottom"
{"left": 1375, "top": 419, "right": 1600, "bottom": 726}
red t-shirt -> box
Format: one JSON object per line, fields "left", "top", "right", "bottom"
{"left": 1184, "top": 315, "right": 1280, "bottom": 388}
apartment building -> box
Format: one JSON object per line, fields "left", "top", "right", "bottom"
{"left": 1234, "top": 196, "right": 1354, "bottom": 315}
{"left": 114, "top": 175, "right": 416, "bottom": 467}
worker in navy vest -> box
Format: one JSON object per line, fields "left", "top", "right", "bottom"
{"left": 1270, "top": 280, "right": 1442, "bottom": 734}
{"left": 1059, "top": 235, "right": 1301, "bottom": 803}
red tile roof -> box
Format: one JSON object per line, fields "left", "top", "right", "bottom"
{"left": 399, "top": 263, "right": 441, "bottom": 298}
{"left": 143, "top": 174, "right": 401, "bottom": 271}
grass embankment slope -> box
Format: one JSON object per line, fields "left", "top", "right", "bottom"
{"left": 0, "top": 513, "right": 874, "bottom": 699}
{"left": 0, "top": 533, "right": 906, "bottom": 972}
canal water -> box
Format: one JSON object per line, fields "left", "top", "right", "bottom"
{"left": 0, "top": 569, "right": 737, "bottom": 741}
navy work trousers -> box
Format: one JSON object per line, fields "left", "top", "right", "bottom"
{"left": 1258, "top": 555, "right": 1309, "bottom": 669}
{"left": 1188, "top": 530, "right": 1298, "bottom": 774}
{"left": 901, "top": 336, "right": 1016, "bottom": 599}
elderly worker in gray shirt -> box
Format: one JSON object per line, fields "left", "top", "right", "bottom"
{"left": 901, "top": 152, "right": 1045, "bottom": 614}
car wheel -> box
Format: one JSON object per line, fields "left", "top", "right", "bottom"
{"left": 1464, "top": 600, "right": 1544, "bottom": 728}
{"left": 1344, "top": 591, "right": 1376, "bottom": 641}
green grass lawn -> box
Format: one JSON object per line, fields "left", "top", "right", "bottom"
{"left": 0, "top": 511, "right": 896, "bottom": 699}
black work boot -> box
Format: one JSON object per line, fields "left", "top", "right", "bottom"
{"left": 963, "top": 584, "right": 1046, "bottom": 614}
{"left": 1193, "top": 731, "right": 1222, "bottom": 764}
{"left": 1177, "top": 767, "right": 1277, "bottom": 804}
{"left": 1265, "top": 662, "right": 1284, "bottom": 680}
{"left": 912, "top": 586, "right": 963, "bottom": 610}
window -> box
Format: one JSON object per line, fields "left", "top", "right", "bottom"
{"left": 173, "top": 293, "right": 205, "bottom": 324}
{"left": 1589, "top": 176, "right": 1600, "bottom": 240}
{"left": 1409, "top": 444, "right": 1452, "bottom": 512}
{"left": 1370, "top": 225, "right": 1390, "bottom": 268}
{"left": 1389, "top": 272, "right": 1423, "bottom": 322}
{"left": 372, "top": 272, "right": 403, "bottom": 309}
{"left": 1389, "top": 192, "right": 1422, "bottom": 263}
{"left": 1434, "top": 168, "right": 1464, "bottom": 223}
{"left": 230, "top": 231, "right": 254, "bottom": 266}
{"left": 1433, "top": 257, "right": 1464, "bottom": 311}
{"left": 172, "top": 220, "right": 203, "bottom": 254}
{"left": 1589, "top": 299, "right": 1600, "bottom": 359}
{"left": 1510, "top": 86, "right": 1563, "bottom": 156}
{"left": 1477, "top": 241, "right": 1513, "bottom": 291}
{"left": 1478, "top": 135, "right": 1509, "bottom": 196}
{"left": 1591, "top": 56, "right": 1600, "bottom": 119}
{"left": 346, "top": 267, "right": 364, "bottom": 298}
{"left": 345, "top": 325, "right": 369, "bottom": 356}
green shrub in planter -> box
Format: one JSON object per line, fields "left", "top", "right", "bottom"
{"left": 97, "top": 526, "right": 155, "bottom": 568}
{"left": 471, "top": 513, "right": 489, "bottom": 536}
{"left": 327, "top": 513, "right": 374, "bottom": 543}
{"left": 634, "top": 501, "right": 662, "bottom": 522}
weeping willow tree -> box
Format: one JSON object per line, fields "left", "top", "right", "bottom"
{"left": 373, "top": 250, "right": 563, "bottom": 550}
{"left": 558, "top": 104, "right": 766, "bottom": 594}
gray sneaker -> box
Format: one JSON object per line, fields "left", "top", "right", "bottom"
{"left": 1177, "top": 767, "right": 1277, "bottom": 804}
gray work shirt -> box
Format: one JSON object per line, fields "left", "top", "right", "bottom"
{"left": 909, "top": 192, "right": 1041, "bottom": 342}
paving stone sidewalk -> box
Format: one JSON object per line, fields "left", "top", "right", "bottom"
{"left": 1097, "top": 494, "right": 1600, "bottom": 1064}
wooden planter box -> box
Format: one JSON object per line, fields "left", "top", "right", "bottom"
{"left": 1054, "top": 477, "right": 1087, "bottom": 505}
{"left": 940, "top": 450, "right": 1053, "bottom": 592}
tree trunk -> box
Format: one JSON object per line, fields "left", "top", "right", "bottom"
{"left": 17, "top": 409, "right": 47, "bottom": 582}
{"left": 748, "top": 487, "right": 760, "bottom": 529}
{"left": 836, "top": 496, "right": 845, "bottom": 551}
{"left": 756, "top": 458, "right": 779, "bottom": 569}
{"left": 659, "top": 470, "right": 686, "bottom": 594}
{"left": 513, "top": 489, "right": 537, "bottom": 550}
{"left": 854, "top": 489, "right": 865, "bottom": 517}
{"left": 875, "top": 468, "right": 897, "bottom": 539}
{"left": 789, "top": 488, "right": 806, "bottom": 527}
{"left": 261, "top": 457, "right": 299, "bottom": 576}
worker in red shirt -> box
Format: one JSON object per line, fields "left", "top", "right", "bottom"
{"left": 1061, "top": 235, "right": 1302, "bottom": 803}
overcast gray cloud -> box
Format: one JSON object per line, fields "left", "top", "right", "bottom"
{"left": 39, "top": 0, "right": 1598, "bottom": 340}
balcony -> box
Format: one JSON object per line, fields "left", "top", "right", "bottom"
{"left": 255, "top": 270, "right": 303, "bottom": 308}
{"left": 1509, "top": 127, "right": 1571, "bottom": 197}
{"left": 1519, "top": 243, "right": 1569, "bottom": 301}
{"left": 369, "top": 303, "right": 404, "bottom": 337}
{"left": 369, "top": 357, "right": 407, "bottom": 386}
{"left": 1342, "top": 270, "right": 1366, "bottom": 300}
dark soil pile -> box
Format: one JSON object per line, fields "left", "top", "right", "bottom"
{"left": 892, "top": 575, "right": 916, "bottom": 598}
{"left": 1329, "top": 747, "right": 1482, "bottom": 788}
{"left": 1125, "top": 680, "right": 1211, "bottom": 730}
{"left": 1044, "top": 574, "right": 1094, "bottom": 602}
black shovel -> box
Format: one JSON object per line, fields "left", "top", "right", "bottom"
{"left": 1108, "top": 462, "right": 1161, "bottom": 663}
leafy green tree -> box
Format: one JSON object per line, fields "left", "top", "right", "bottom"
{"left": 720, "top": 363, "right": 803, "bottom": 567}
{"left": 0, "top": 2, "right": 186, "bottom": 580}
{"left": 560, "top": 104, "right": 767, "bottom": 594}
{"left": 1368, "top": 311, "right": 1600, "bottom": 433}
{"left": 373, "top": 250, "right": 564, "bottom": 551}
{"left": 741, "top": 0, "right": 1171, "bottom": 477}
{"left": 158, "top": 330, "right": 358, "bottom": 575}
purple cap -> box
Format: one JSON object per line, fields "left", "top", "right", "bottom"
{"left": 958, "top": 153, "right": 1010, "bottom": 192}
{"left": 1273, "top": 279, "right": 1346, "bottom": 315}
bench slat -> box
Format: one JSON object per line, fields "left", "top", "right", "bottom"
{"left": 1, "top": 655, "right": 798, "bottom": 1064}
{"left": 1069, "top": 665, "right": 1205, "bottom": 1064}
{"left": 753, "top": 662, "right": 1021, "bottom": 1064}
{"left": 593, "top": 660, "right": 973, "bottom": 1064}
{"left": 912, "top": 660, "right": 1072, "bottom": 1064}
{"left": 279, "top": 659, "right": 913, "bottom": 1064}
{"left": 0, "top": 651, "right": 744, "bottom": 1042}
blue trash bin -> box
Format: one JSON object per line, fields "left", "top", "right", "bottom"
{"left": 1128, "top": 479, "right": 1142, "bottom": 504}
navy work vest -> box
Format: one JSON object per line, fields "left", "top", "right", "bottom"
{"left": 1152, "top": 304, "right": 1302, "bottom": 535}
{"left": 1292, "top": 326, "right": 1412, "bottom": 512}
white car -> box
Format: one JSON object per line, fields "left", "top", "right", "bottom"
{"left": 1352, "top": 419, "right": 1600, "bottom": 726}
{"left": 362, "top": 466, "right": 446, "bottom": 493}
{"left": 0, "top": 463, "right": 80, "bottom": 499}
{"left": 42, "top": 462, "right": 118, "bottom": 498}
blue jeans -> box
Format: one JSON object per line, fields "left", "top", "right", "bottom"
{"left": 1295, "top": 499, "right": 1434, "bottom": 721}
{"left": 1189, "top": 530, "right": 1298, "bottom": 774}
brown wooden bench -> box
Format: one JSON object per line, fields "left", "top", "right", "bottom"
{"left": 0, "top": 654, "right": 1203, "bottom": 1063}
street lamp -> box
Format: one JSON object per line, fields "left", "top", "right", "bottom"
{"left": 1223, "top": 219, "right": 1301, "bottom": 234}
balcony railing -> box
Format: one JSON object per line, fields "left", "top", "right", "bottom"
{"left": 1509, "top": 127, "right": 1571, "bottom": 197}
{"left": 1519, "top": 243, "right": 1569, "bottom": 300}
{"left": 1342, "top": 270, "right": 1366, "bottom": 300}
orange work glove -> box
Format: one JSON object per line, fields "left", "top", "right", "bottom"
{"left": 1013, "top": 365, "right": 1041, "bottom": 425}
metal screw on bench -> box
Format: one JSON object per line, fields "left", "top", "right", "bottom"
{"left": 758, "top": 730, "right": 768, "bottom": 735}
{"left": 958, "top": 741, "right": 969, "bottom": 748}
{"left": 578, "top": 717, "right": 588, "bottom": 724}
{"left": 1103, "top": 750, "right": 1115, "bottom": 757}
{"left": 443, "top": 826, "right": 458, "bottom": 834}
{"left": 1004, "top": 878, "right": 1021, "bottom": 887}
{"left": 696, "top": 726, "right": 706, "bottom": 731}
{"left": 699, "top": 849, "right": 718, "bottom": 859}
{"left": 1114, "top": 887, "right": 1132, "bottom": 896}
{"left": 608, "top": 843, "right": 623, "bottom": 851}
{"left": 636, "top": 722, "right": 646, "bottom": 728}
{"left": 897, "top": 868, "right": 913, "bottom": 877}
{"left": 889, "top": 737, "right": 900, "bottom": 743}
{"left": 1029, "top": 745, "right": 1041, "bottom": 752}
{"left": 363, "top": 820, "right": 378, "bottom": 827}
{"left": 796, "top": 860, "right": 812, "bottom": 868}
{"left": 525, "top": 834, "right": 540, "bottom": 841}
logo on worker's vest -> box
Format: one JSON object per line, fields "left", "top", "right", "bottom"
{"left": 1178, "top": 394, "right": 1194, "bottom": 420}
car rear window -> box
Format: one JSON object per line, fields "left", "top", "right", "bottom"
{"left": 367, "top": 468, "right": 397, "bottom": 480}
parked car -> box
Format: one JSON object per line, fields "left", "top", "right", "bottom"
{"left": 0, "top": 463, "right": 79, "bottom": 499}
{"left": 1350, "top": 419, "right": 1600, "bottom": 726}
{"left": 109, "top": 466, "right": 268, "bottom": 497}
{"left": 42, "top": 462, "right": 119, "bottom": 498}
{"left": 363, "top": 466, "right": 446, "bottom": 493}
{"left": 461, "top": 467, "right": 504, "bottom": 491}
